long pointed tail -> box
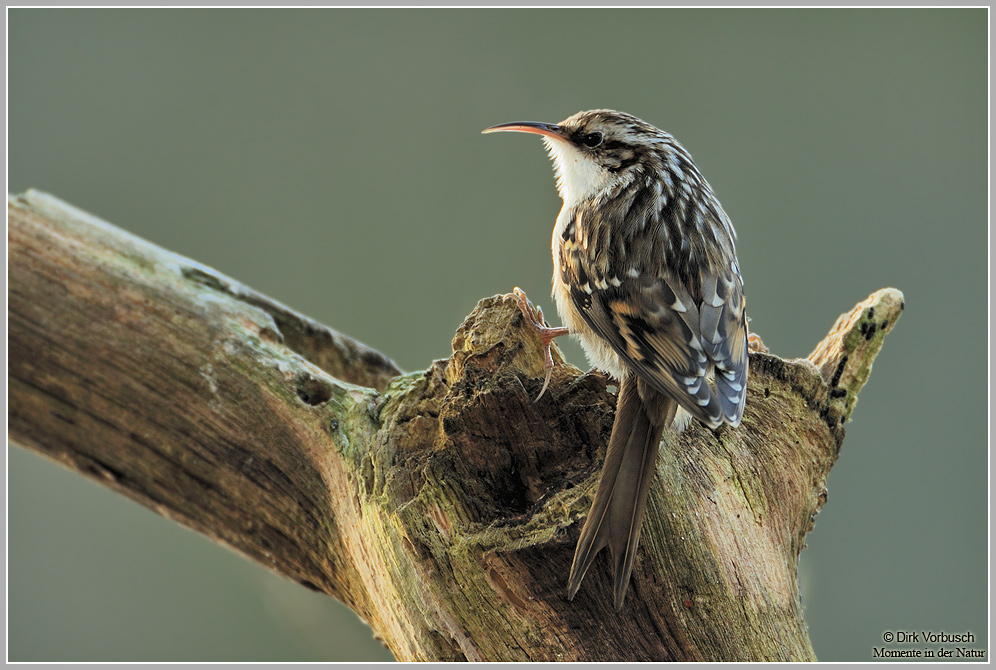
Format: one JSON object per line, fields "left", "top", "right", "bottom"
{"left": 567, "top": 376, "right": 676, "bottom": 610}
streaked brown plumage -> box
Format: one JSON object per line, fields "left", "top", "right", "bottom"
{"left": 485, "top": 110, "right": 748, "bottom": 610}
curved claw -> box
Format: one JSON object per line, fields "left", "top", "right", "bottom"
{"left": 535, "top": 365, "right": 553, "bottom": 402}
{"left": 747, "top": 332, "right": 769, "bottom": 354}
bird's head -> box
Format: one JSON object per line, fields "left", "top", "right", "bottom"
{"left": 484, "top": 109, "right": 677, "bottom": 209}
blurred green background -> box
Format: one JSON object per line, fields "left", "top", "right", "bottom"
{"left": 7, "top": 8, "right": 987, "bottom": 662}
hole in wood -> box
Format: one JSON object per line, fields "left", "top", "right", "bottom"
{"left": 296, "top": 374, "right": 333, "bottom": 405}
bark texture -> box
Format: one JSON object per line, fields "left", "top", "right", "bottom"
{"left": 8, "top": 190, "right": 904, "bottom": 661}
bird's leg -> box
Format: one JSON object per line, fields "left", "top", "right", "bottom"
{"left": 510, "top": 287, "right": 569, "bottom": 401}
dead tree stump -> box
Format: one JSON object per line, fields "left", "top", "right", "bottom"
{"left": 8, "top": 190, "right": 903, "bottom": 661}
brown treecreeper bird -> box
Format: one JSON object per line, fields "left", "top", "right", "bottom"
{"left": 484, "top": 109, "right": 748, "bottom": 610}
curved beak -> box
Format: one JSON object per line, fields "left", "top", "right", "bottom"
{"left": 482, "top": 121, "right": 567, "bottom": 142}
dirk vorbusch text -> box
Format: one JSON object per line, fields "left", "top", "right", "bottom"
{"left": 875, "top": 631, "right": 984, "bottom": 659}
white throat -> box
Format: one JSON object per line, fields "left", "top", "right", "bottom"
{"left": 543, "top": 138, "right": 614, "bottom": 210}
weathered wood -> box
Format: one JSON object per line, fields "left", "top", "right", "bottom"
{"left": 7, "top": 190, "right": 903, "bottom": 661}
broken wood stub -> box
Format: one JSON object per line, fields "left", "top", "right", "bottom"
{"left": 365, "top": 286, "right": 902, "bottom": 660}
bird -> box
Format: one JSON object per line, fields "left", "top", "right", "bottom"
{"left": 483, "top": 110, "right": 748, "bottom": 611}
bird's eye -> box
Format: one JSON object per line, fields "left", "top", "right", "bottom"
{"left": 580, "top": 132, "right": 603, "bottom": 148}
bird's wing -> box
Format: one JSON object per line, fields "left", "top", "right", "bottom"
{"left": 559, "top": 206, "right": 748, "bottom": 428}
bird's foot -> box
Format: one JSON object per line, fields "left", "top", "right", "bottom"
{"left": 747, "top": 332, "right": 768, "bottom": 354}
{"left": 509, "top": 287, "right": 569, "bottom": 401}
